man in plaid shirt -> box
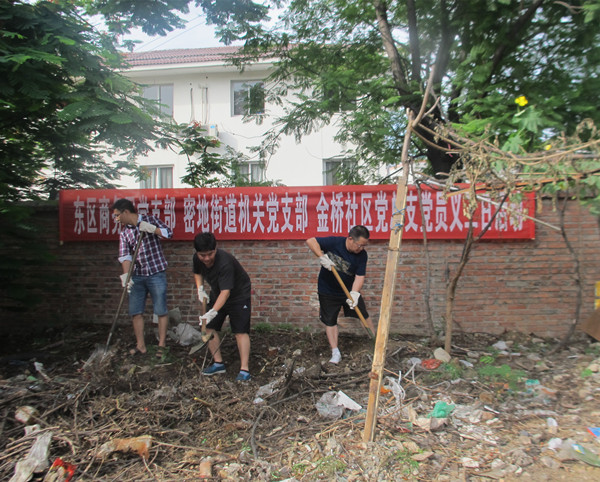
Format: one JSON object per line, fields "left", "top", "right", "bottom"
{"left": 112, "top": 199, "right": 173, "bottom": 358}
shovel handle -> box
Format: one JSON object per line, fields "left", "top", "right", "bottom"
{"left": 105, "top": 231, "right": 146, "bottom": 350}
{"left": 329, "top": 265, "right": 374, "bottom": 339}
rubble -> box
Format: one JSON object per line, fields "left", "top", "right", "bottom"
{"left": 0, "top": 324, "right": 599, "bottom": 480}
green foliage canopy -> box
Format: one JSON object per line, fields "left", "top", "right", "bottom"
{"left": 0, "top": 0, "right": 163, "bottom": 203}
{"left": 219, "top": 0, "right": 600, "bottom": 182}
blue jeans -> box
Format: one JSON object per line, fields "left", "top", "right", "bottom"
{"left": 128, "top": 271, "right": 168, "bottom": 317}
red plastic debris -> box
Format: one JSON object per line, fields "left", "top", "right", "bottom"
{"left": 421, "top": 359, "right": 442, "bottom": 370}
{"left": 44, "top": 458, "right": 76, "bottom": 482}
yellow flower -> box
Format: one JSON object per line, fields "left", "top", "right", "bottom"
{"left": 515, "top": 95, "right": 528, "bottom": 107}
{"left": 544, "top": 144, "right": 552, "bottom": 151}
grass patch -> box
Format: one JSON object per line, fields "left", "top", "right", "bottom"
{"left": 253, "top": 322, "right": 275, "bottom": 333}
{"left": 420, "top": 361, "right": 464, "bottom": 384}
{"left": 253, "top": 322, "right": 299, "bottom": 333}
{"left": 585, "top": 343, "right": 600, "bottom": 355}
{"left": 291, "top": 461, "right": 312, "bottom": 477}
{"left": 276, "top": 322, "right": 298, "bottom": 332}
{"left": 313, "top": 456, "right": 347, "bottom": 477}
{"left": 477, "top": 364, "right": 526, "bottom": 390}
{"left": 387, "top": 449, "right": 420, "bottom": 475}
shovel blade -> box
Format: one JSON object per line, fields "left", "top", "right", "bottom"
{"left": 189, "top": 340, "right": 207, "bottom": 355}
{"left": 189, "top": 333, "right": 213, "bottom": 355}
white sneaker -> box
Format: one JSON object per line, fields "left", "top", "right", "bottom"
{"left": 329, "top": 351, "right": 342, "bottom": 364}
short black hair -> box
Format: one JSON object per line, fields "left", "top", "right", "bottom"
{"left": 112, "top": 198, "right": 136, "bottom": 213}
{"left": 349, "top": 225, "right": 369, "bottom": 240}
{"left": 194, "top": 232, "right": 217, "bottom": 252}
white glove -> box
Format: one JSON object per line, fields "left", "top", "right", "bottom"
{"left": 346, "top": 291, "right": 360, "bottom": 309}
{"left": 319, "top": 254, "right": 335, "bottom": 271}
{"left": 120, "top": 273, "right": 134, "bottom": 293}
{"left": 197, "top": 286, "right": 209, "bottom": 303}
{"left": 199, "top": 308, "right": 218, "bottom": 325}
{"left": 138, "top": 221, "right": 157, "bottom": 234}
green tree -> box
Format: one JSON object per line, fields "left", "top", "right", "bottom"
{"left": 221, "top": 0, "right": 600, "bottom": 181}
{"left": 0, "top": 0, "right": 271, "bottom": 205}
{"left": 0, "top": 0, "right": 270, "bottom": 312}
{"left": 0, "top": 0, "right": 160, "bottom": 203}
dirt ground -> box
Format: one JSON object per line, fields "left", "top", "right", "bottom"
{"left": 1, "top": 320, "right": 600, "bottom": 481}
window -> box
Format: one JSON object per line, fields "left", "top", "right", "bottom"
{"left": 238, "top": 161, "right": 265, "bottom": 183}
{"left": 142, "top": 84, "right": 174, "bottom": 117}
{"left": 232, "top": 80, "right": 265, "bottom": 116}
{"left": 323, "top": 158, "right": 356, "bottom": 185}
{"left": 140, "top": 166, "right": 173, "bottom": 188}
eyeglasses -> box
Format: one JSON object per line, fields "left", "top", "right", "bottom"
{"left": 352, "top": 238, "right": 368, "bottom": 249}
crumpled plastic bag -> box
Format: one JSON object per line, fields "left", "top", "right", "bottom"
{"left": 316, "top": 391, "right": 361, "bottom": 419}
{"left": 427, "top": 401, "right": 455, "bottom": 418}
{"left": 9, "top": 428, "right": 52, "bottom": 482}
{"left": 383, "top": 376, "right": 405, "bottom": 409}
{"left": 168, "top": 323, "right": 203, "bottom": 346}
{"left": 316, "top": 392, "right": 344, "bottom": 419}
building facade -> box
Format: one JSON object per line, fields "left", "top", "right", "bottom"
{"left": 119, "top": 47, "right": 351, "bottom": 188}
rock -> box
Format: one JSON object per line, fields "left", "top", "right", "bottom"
{"left": 433, "top": 347, "right": 451, "bottom": 363}
{"left": 540, "top": 455, "right": 560, "bottom": 469}
{"left": 526, "top": 353, "right": 542, "bottom": 361}
{"left": 412, "top": 451, "right": 434, "bottom": 461}
{"left": 518, "top": 434, "right": 532, "bottom": 445}
{"left": 461, "top": 457, "right": 479, "bottom": 468}
{"left": 403, "top": 440, "right": 420, "bottom": 453}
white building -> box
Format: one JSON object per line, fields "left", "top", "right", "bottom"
{"left": 118, "top": 47, "right": 352, "bottom": 188}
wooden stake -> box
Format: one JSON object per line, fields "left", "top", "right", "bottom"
{"left": 363, "top": 111, "right": 413, "bottom": 442}
{"left": 362, "top": 168, "right": 409, "bottom": 442}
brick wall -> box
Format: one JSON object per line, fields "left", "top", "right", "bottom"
{"left": 2, "top": 199, "right": 599, "bottom": 337}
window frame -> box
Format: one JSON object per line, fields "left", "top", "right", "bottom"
{"left": 142, "top": 84, "right": 174, "bottom": 118}
{"left": 140, "top": 165, "right": 174, "bottom": 189}
{"left": 231, "top": 80, "right": 265, "bottom": 116}
{"left": 237, "top": 161, "right": 266, "bottom": 183}
{"left": 323, "top": 158, "right": 356, "bottom": 185}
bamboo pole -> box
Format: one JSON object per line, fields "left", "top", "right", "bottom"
{"left": 362, "top": 69, "right": 435, "bottom": 442}
{"left": 362, "top": 116, "right": 411, "bottom": 442}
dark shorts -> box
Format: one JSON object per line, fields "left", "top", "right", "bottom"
{"left": 207, "top": 297, "right": 251, "bottom": 334}
{"left": 318, "top": 292, "right": 369, "bottom": 327}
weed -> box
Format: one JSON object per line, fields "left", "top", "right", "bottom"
{"left": 479, "top": 354, "right": 496, "bottom": 365}
{"left": 584, "top": 344, "right": 600, "bottom": 355}
{"left": 276, "top": 322, "right": 297, "bottom": 332}
{"left": 388, "top": 449, "right": 420, "bottom": 475}
{"left": 291, "top": 461, "right": 312, "bottom": 476}
{"left": 442, "top": 361, "right": 463, "bottom": 380}
{"left": 253, "top": 322, "right": 274, "bottom": 333}
{"left": 313, "top": 456, "right": 347, "bottom": 477}
{"left": 420, "top": 361, "right": 464, "bottom": 384}
{"left": 581, "top": 368, "right": 594, "bottom": 378}
{"left": 477, "top": 364, "right": 526, "bottom": 390}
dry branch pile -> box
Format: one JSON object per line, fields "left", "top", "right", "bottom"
{"left": 1, "top": 324, "right": 600, "bottom": 481}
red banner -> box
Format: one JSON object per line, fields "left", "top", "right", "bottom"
{"left": 58, "top": 185, "right": 535, "bottom": 242}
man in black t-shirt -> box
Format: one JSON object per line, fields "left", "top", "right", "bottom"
{"left": 193, "top": 232, "right": 252, "bottom": 381}
{"left": 306, "top": 225, "right": 376, "bottom": 364}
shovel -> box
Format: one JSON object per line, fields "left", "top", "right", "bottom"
{"left": 83, "top": 232, "right": 145, "bottom": 370}
{"left": 189, "top": 298, "right": 213, "bottom": 355}
{"left": 104, "top": 231, "right": 146, "bottom": 351}
{"left": 329, "top": 265, "right": 375, "bottom": 338}
{"left": 312, "top": 252, "right": 373, "bottom": 338}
